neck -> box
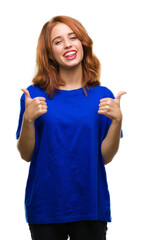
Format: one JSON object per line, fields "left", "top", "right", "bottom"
{"left": 59, "top": 63, "right": 83, "bottom": 89}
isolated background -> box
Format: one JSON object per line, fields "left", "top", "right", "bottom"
{"left": 0, "top": 0, "right": 143, "bottom": 239}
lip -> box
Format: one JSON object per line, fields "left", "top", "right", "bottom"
{"left": 63, "top": 50, "right": 77, "bottom": 56}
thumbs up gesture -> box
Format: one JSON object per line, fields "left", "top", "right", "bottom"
{"left": 21, "top": 88, "right": 48, "bottom": 123}
{"left": 98, "top": 91, "right": 126, "bottom": 122}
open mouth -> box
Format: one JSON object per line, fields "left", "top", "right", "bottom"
{"left": 64, "top": 51, "right": 77, "bottom": 60}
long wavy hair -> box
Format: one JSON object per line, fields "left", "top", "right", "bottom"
{"left": 32, "top": 15, "right": 101, "bottom": 98}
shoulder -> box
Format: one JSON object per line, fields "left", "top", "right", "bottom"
{"left": 21, "top": 84, "right": 46, "bottom": 101}
{"left": 90, "top": 85, "right": 115, "bottom": 99}
{"left": 101, "top": 86, "right": 115, "bottom": 99}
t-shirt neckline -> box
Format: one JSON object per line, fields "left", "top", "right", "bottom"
{"left": 56, "top": 87, "right": 83, "bottom": 92}
{"left": 55, "top": 87, "right": 84, "bottom": 95}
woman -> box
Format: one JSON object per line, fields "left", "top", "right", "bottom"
{"left": 16, "top": 15, "right": 126, "bottom": 240}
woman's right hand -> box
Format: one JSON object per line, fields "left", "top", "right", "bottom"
{"left": 21, "top": 88, "right": 48, "bottom": 123}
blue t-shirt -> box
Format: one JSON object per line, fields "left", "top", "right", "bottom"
{"left": 16, "top": 84, "right": 122, "bottom": 224}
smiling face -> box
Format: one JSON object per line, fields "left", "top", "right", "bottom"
{"left": 50, "top": 23, "right": 84, "bottom": 70}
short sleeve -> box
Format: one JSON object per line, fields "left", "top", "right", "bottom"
{"left": 16, "top": 95, "right": 25, "bottom": 139}
{"left": 103, "top": 87, "right": 123, "bottom": 138}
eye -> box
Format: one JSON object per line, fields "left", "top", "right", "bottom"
{"left": 55, "top": 41, "right": 62, "bottom": 45}
{"left": 70, "top": 36, "right": 77, "bottom": 40}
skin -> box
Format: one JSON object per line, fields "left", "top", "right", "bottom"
{"left": 17, "top": 89, "right": 48, "bottom": 162}
{"left": 17, "top": 22, "right": 126, "bottom": 164}
{"left": 51, "top": 23, "right": 84, "bottom": 89}
{"left": 99, "top": 91, "right": 126, "bottom": 164}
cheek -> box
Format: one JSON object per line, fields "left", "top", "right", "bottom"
{"left": 52, "top": 48, "right": 59, "bottom": 61}
{"left": 51, "top": 45, "right": 62, "bottom": 61}
{"left": 78, "top": 45, "right": 84, "bottom": 59}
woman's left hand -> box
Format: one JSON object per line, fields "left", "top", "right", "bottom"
{"left": 98, "top": 91, "right": 127, "bottom": 122}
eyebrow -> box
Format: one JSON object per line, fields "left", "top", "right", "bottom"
{"left": 52, "top": 32, "right": 75, "bottom": 43}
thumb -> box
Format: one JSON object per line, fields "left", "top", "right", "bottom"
{"left": 21, "top": 88, "right": 31, "bottom": 101}
{"left": 115, "top": 91, "right": 127, "bottom": 102}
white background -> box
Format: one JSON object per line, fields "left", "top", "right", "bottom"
{"left": 0, "top": 0, "right": 143, "bottom": 239}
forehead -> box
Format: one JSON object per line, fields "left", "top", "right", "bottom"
{"left": 51, "top": 23, "right": 73, "bottom": 38}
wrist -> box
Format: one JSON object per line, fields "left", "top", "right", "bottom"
{"left": 112, "top": 116, "right": 122, "bottom": 125}
{"left": 23, "top": 112, "right": 35, "bottom": 124}
{"left": 112, "top": 111, "right": 122, "bottom": 124}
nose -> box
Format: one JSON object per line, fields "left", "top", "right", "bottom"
{"left": 63, "top": 38, "right": 72, "bottom": 48}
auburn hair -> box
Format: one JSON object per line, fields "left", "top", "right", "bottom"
{"left": 32, "top": 15, "right": 101, "bottom": 98}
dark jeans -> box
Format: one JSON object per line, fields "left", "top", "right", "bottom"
{"left": 28, "top": 220, "right": 108, "bottom": 240}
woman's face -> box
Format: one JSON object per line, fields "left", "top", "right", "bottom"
{"left": 51, "top": 23, "right": 84, "bottom": 70}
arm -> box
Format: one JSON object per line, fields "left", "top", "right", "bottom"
{"left": 17, "top": 116, "right": 35, "bottom": 162}
{"left": 101, "top": 118, "right": 122, "bottom": 165}
{"left": 17, "top": 88, "right": 48, "bottom": 162}
{"left": 98, "top": 91, "right": 126, "bottom": 165}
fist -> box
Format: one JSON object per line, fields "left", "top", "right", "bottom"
{"left": 21, "top": 88, "right": 48, "bottom": 123}
{"left": 98, "top": 91, "right": 126, "bottom": 122}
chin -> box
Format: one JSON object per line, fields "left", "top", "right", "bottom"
{"left": 61, "top": 60, "right": 82, "bottom": 69}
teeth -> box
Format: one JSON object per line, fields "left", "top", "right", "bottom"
{"left": 65, "top": 51, "right": 76, "bottom": 57}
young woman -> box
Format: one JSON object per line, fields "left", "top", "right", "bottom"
{"left": 16, "top": 15, "right": 126, "bottom": 240}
